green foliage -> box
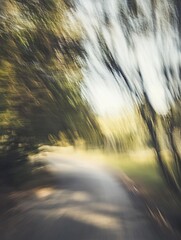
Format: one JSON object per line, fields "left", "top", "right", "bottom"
{"left": 0, "top": 0, "right": 102, "bottom": 184}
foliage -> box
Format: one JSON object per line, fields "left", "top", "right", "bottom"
{"left": 81, "top": 0, "right": 181, "bottom": 194}
{"left": 0, "top": 0, "right": 102, "bottom": 184}
{"left": 98, "top": 110, "right": 148, "bottom": 152}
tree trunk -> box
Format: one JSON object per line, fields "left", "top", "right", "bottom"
{"left": 139, "top": 104, "right": 180, "bottom": 194}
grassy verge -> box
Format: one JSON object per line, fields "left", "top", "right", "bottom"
{"left": 66, "top": 148, "right": 181, "bottom": 233}
{"left": 76, "top": 149, "right": 166, "bottom": 195}
{"left": 31, "top": 146, "right": 181, "bottom": 234}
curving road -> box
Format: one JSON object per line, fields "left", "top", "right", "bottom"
{"left": 1, "top": 153, "right": 162, "bottom": 240}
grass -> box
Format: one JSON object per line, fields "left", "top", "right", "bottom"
{"left": 110, "top": 150, "right": 165, "bottom": 194}
{"left": 67, "top": 148, "right": 179, "bottom": 214}
{"left": 75, "top": 148, "right": 181, "bottom": 232}
{"left": 63, "top": 148, "right": 165, "bottom": 192}
{"left": 39, "top": 146, "right": 181, "bottom": 232}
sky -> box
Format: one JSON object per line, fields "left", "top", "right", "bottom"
{"left": 76, "top": 0, "right": 181, "bottom": 116}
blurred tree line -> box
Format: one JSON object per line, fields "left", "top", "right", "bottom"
{"left": 98, "top": 113, "right": 148, "bottom": 152}
{"left": 0, "top": 0, "right": 102, "bottom": 184}
{"left": 81, "top": 0, "right": 181, "bottom": 194}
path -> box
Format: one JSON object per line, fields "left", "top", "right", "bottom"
{"left": 1, "top": 152, "right": 162, "bottom": 240}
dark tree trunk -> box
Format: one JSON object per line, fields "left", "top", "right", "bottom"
{"left": 139, "top": 102, "right": 180, "bottom": 194}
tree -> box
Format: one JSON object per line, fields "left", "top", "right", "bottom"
{"left": 81, "top": 0, "right": 181, "bottom": 193}
{"left": 0, "top": 0, "right": 102, "bottom": 184}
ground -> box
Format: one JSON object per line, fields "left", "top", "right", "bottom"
{"left": 0, "top": 150, "right": 169, "bottom": 240}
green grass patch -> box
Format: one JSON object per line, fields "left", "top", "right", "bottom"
{"left": 105, "top": 151, "right": 166, "bottom": 199}
{"left": 72, "top": 148, "right": 173, "bottom": 209}
{"left": 43, "top": 146, "right": 181, "bottom": 232}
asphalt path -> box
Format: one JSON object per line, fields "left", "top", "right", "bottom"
{"left": 1, "top": 153, "right": 162, "bottom": 240}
